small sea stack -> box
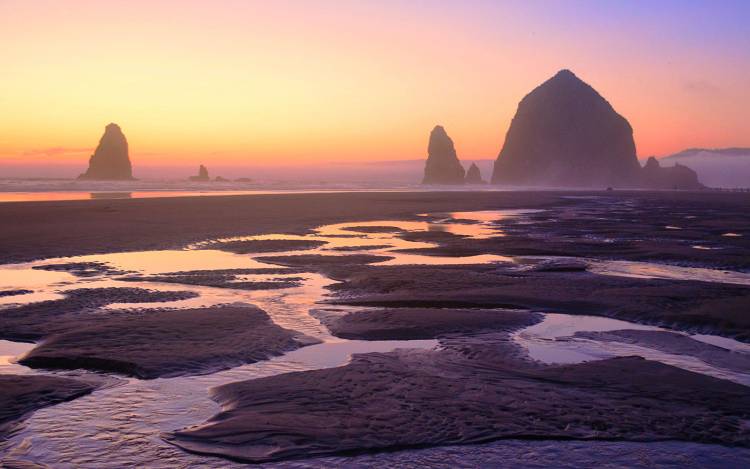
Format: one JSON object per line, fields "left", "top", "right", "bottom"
{"left": 422, "top": 125, "right": 465, "bottom": 185}
{"left": 189, "top": 165, "right": 210, "bottom": 182}
{"left": 465, "top": 163, "right": 485, "bottom": 184}
{"left": 78, "top": 123, "right": 134, "bottom": 180}
{"left": 641, "top": 157, "right": 704, "bottom": 190}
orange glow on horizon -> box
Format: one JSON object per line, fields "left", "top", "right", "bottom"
{"left": 1, "top": 1, "right": 748, "bottom": 174}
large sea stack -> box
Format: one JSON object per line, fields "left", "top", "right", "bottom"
{"left": 491, "top": 70, "right": 641, "bottom": 187}
{"left": 78, "top": 123, "right": 133, "bottom": 180}
{"left": 422, "top": 126, "right": 465, "bottom": 185}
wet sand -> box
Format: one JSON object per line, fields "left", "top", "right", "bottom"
{"left": 167, "top": 347, "right": 750, "bottom": 462}
{"left": 0, "top": 375, "right": 97, "bottom": 435}
{"left": 20, "top": 305, "right": 319, "bottom": 379}
{"left": 327, "top": 265, "right": 750, "bottom": 340}
{"left": 2, "top": 190, "right": 750, "bottom": 465}
{"left": 0, "top": 191, "right": 564, "bottom": 264}
{"left": 575, "top": 329, "right": 750, "bottom": 374}
{"left": 315, "top": 307, "right": 540, "bottom": 340}
{"left": 0, "top": 287, "right": 198, "bottom": 342}
{"left": 2, "top": 190, "right": 746, "bottom": 265}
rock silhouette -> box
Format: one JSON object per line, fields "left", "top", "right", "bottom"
{"left": 464, "top": 163, "right": 485, "bottom": 184}
{"left": 78, "top": 123, "right": 133, "bottom": 180}
{"left": 641, "top": 157, "right": 704, "bottom": 190}
{"left": 422, "top": 126, "right": 465, "bottom": 184}
{"left": 491, "top": 70, "right": 641, "bottom": 187}
{"left": 189, "top": 165, "right": 210, "bottom": 182}
{"left": 661, "top": 148, "right": 750, "bottom": 189}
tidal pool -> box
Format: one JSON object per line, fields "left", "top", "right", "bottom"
{"left": 1, "top": 208, "right": 748, "bottom": 467}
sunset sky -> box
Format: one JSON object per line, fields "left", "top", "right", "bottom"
{"left": 1, "top": 0, "right": 748, "bottom": 175}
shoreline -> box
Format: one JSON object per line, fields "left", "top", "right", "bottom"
{"left": 2, "top": 190, "right": 745, "bottom": 265}
{"left": 0, "top": 190, "right": 565, "bottom": 264}
{"left": 2, "top": 191, "right": 750, "bottom": 465}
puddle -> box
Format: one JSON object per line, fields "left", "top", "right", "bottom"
{"left": 0, "top": 339, "right": 35, "bottom": 374}
{"left": 513, "top": 313, "right": 750, "bottom": 386}
{"left": 514, "top": 314, "right": 661, "bottom": 364}
{"left": 0, "top": 267, "right": 74, "bottom": 291}
{"left": 92, "top": 249, "right": 271, "bottom": 273}
{"left": 1, "top": 207, "right": 749, "bottom": 466}
{"left": 587, "top": 259, "right": 750, "bottom": 286}
{"left": 691, "top": 334, "right": 750, "bottom": 353}
{"left": 0, "top": 280, "right": 436, "bottom": 467}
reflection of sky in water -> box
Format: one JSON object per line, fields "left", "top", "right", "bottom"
{"left": 514, "top": 313, "right": 750, "bottom": 386}
{"left": 587, "top": 259, "right": 750, "bottom": 286}
{"left": 94, "top": 249, "right": 270, "bottom": 273}
{"left": 1, "top": 208, "right": 750, "bottom": 466}
{"left": 0, "top": 267, "right": 73, "bottom": 290}
{"left": 0, "top": 339, "right": 35, "bottom": 372}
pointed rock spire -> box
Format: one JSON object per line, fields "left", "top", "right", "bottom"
{"left": 78, "top": 123, "right": 133, "bottom": 180}
{"left": 422, "top": 125, "right": 465, "bottom": 184}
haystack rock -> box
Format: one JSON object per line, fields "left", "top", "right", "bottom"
{"left": 78, "top": 123, "right": 133, "bottom": 180}
{"left": 422, "top": 125, "right": 465, "bottom": 184}
{"left": 464, "top": 163, "right": 485, "bottom": 184}
{"left": 491, "top": 70, "right": 641, "bottom": 187}
{"left": 641, "top": 157, "right": 704, "bottom": 190}
{"left": 189, "top": 165, "right": 210, "bottom": 182}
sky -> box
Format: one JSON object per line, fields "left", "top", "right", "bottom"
{"left": 1, "top": 0, "right": 749, "bottom": 176}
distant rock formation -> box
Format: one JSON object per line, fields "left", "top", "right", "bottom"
{"left": 464, "top": 163, "right": 485, "bottom": 184}
{"left": 189, "top": 165, "right": 210, "bottom": 182}
{"left": 491, "top": 70, "right": 641, "bottom": 187}
{"left": 666, "top": 147, "right": 750, "bottom": 159}
{"left": 214, "top": 176, "right": 229, "bottom": 182}
{"left": 661, "top": 148, "right": 750, "bottom": 189}
{"left": 641, "top": 157, "right": 704, "bottom": 190}
{"left": 422, "top": 126, "right": 465, "bottom": 184}
{"left": 78, "top": 123, "right": 133, "bottom": 180}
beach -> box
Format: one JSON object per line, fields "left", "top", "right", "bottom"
{"left": 1, "top": 189, "right": 749, "bottom": 466}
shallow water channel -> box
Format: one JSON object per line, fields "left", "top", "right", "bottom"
{"left": 1, "top": 209, "right": 749, "bottom": 467}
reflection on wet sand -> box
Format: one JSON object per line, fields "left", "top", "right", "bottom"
{"left": 513, "top": 313, "right": 750, "bottom": 386}
{"left": 587, "top": 258, "right": 750, "bottom": 286}
{"left": 1, "top": 207, "right": 749, "bottom": 466}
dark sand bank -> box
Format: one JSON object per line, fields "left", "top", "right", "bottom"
{"left": 0, "top": 287, "right": 197, "bottom": 342}
{"left": 400, "top": 194, "right": 750, "bottom": 270}
{"left": 0, "top": 290, "right": 32, "bottom": 297}
{"left": 32, "top": 261, "right": 129, "bottom": 277}
{"left": 0, "top": 375, "right": 97, "bottom": 435}
{"left": 256, "top": 254, "right": 393, "bottom": 269}
{"left": 0, "top": 191, "right": 565, "bottom": 264}
{"left": 3, "top": 190, "right": 747, "bottom": 265}
{"left": 3, "top": 190, "right": 750, "bottom": 465}
{"left": 326, "top": 264, "right": 750, "bottom": 341}
{"left": 315, "top": 308, "right": 538, "bottom": 340}
{"left": 20, "top": 305, "right": 319, "bottom": 379}
{"left": 167, "top": 346, "right": 750, "bottom": 462}
{"left": 576, "top": 329, "right": 750, "bottom": 374}
{"left": 119, "top": 269, "right": 305, "bottom": 290}
{"left": 203, "top": 239, "right": 327, "bottom": 254}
